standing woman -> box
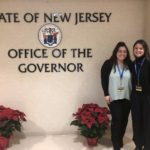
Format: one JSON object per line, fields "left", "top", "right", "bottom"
{"left": 101, "top": 42, "right": 132, "bottom": 150}
{"left": 131, "top": 39, "right": 150, "bottom": 150}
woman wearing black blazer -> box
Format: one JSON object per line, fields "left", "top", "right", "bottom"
{"left": 101, "top": 42, "right": 132, "bottom": 150}
{"left": 131, "top": 40, "right": 150, "bottom": 150}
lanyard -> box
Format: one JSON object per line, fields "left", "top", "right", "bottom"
{"left": 116, "top": 64, "right": 124, "bottom": 81}
{"left": 134, "top": 58, "right": 145, "bottom": 85}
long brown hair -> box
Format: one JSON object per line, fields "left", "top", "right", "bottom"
{"left": 109, "top": 41, "right": 131, "bottom": 71}
{"left": 133, "top": 39, "right": 150, "bottom": 61}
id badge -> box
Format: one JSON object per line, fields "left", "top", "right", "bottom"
{"left": 117, "top": 86, "right": 124, "bottom": 91}
{"left": 136, "top": 85, "right": 142, "bottom": 92}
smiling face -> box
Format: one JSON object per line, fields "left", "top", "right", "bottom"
{"left": 133, "top": 43, "right": 145, "bottom": 58}
{"left": 116, "top": 46, "right": 127, "bottom": 62}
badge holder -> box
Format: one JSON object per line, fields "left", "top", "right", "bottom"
{"left": 117, "top": 86, "right": 125, "bottom": 92}
{"left": 117, "top": 80, "right": 124, "bottom": 92}
{"left": 136, "top": 80, "right": 142, "bottom": 92}
{"left": 136, "top": 84, "right": 142, "bottom": 92}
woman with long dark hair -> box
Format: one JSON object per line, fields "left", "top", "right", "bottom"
{"left": 101, "top": 42, "right": 132, "bottom": 150}
{"left": 131, "top": 39, "right": 150, "bottom": 150}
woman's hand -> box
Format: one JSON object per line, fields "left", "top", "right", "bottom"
{"left": 104, "top": 96, "right": 112, "bottom": 104}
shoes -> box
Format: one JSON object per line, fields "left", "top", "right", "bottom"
{"left": 113, "top": 146, "right": 121, "bottom": 150}
{"left": 120, "top": 141, "right": 123, "bottom": 148}
{"left": 134, "top": 147, "right": 142, "bottom": 150}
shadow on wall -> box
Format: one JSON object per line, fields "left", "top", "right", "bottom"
{"left": 76, "top": 63, "right": 106, "bottom": 106}
{"left": 72, "top": 130, "right": 112, "bottom": 148}
{"left": 9, "top": 120, "right": 47, "bottom": 150}
{"left": 73, "top": 129, "right": 132, "bottom": 149}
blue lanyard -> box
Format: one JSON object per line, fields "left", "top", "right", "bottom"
{"left": 116, "top": 64, "right": 124, "bottom": 80}
{"left": 134, "top": 58, "right": 145, "bottom": 85}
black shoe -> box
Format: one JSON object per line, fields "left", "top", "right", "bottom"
{"left": 114, "top": 148, "right": 120, "bottom": 150}
{"left": 134, "top": 147, "right": 142, "bottom": 150}
{"left": 113, "top": 145, "right": 120, "bottom": 150}
{"left": 114, "top": 145, "right": 121, "bottom": 150}
{"left": 120, "top": 141, "right": 123, "bottom": 148}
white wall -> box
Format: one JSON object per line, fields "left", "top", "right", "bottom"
{"left": 0, "top": 0, "right": 145, "bottom": 135}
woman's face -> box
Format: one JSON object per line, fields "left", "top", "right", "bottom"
{"left": 116, "top": 46, "right": 127, "bottom": 61}
{"left": 133, "top": 43, "right": 145, "bottom": 58}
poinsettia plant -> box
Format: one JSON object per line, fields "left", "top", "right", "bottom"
{"left": 71, "top": 103, "right": 110, "bottom": 139}
{"left": 0, "top": 105, "right": 26, "bottom": 138}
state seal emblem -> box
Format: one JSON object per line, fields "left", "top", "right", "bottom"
{"left": 38, "top": 24, "right": 62, "bottom": 48}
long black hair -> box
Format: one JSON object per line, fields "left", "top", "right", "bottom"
{"left": 133, "top": 39, "right": 150, "bottom": 61}
{"left": 109, "top": 41, "right": 131, "bottom": 70}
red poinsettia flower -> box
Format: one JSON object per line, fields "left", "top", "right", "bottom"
{"left": 0, "top": 105, "right": 26, "bottom": 138}
{"left": 98, "top": 114, "right": 109, "bottom": 125}
{"left": 71, "top": 103, "right": 110, "bottom": 139}
{"left": 81, "top": 114, "right": 96, "bottom": 128}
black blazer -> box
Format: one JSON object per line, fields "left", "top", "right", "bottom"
{"left": 101, "top": 59, "right": 113, "bottom": 96}
{"left": 132, "top": 59, "right": 150, "bottom": 94}
{"left": 101, "top": 59, "right": 132, "bottom": 96}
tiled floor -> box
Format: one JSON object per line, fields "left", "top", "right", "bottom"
{"left": 7, "top": 131, "right": 135, "bottom": 150}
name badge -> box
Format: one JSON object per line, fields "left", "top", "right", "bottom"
{"left": 136, "top": 85, "right": 142, "bottom": 92}
{"left": 117, "top": 86, "right": 124, "bottom": 91}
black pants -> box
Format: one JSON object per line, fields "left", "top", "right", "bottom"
{"left": 108, "top": 99, "right": 130, "bottom": 150}
{"left": 131, "top": 93, "right": 150, "bottom": 150}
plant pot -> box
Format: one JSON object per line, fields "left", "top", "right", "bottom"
{"left": 86, "top": 137, "right": 98, "bottom": 146}
{"left": 0, "top": 136, "right": 9, "bottom": 150}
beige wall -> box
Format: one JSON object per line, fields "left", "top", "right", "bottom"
{"left": 0, "top": 0, "right": 146, "bottom": 135}
{"left": 145, "top": 0, "right": 150, "bottom": 44}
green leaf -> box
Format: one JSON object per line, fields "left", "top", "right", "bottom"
{"left": 15, "top": 122, "right": 21, "bottom": 131}
{"left": 70, "top": 120, "right": 80, "bottom": 126}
